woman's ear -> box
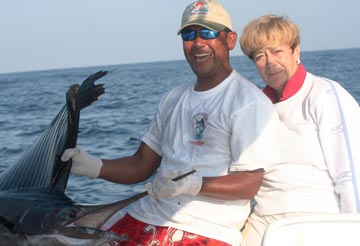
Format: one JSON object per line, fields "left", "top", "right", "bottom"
{"left": 294, "top": 45, "right": 300, "bottom": 61}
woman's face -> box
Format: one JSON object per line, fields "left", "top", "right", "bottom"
{"left": 253, "top": 44, "right": 300, "bottom": 95}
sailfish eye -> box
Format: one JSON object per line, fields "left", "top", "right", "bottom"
{"left": 67, "top": 208, "right": 77, "bottom": 218}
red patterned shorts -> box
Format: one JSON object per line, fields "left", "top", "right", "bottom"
{"left": 108, "top": 213, "right": 230, "bottom": 246}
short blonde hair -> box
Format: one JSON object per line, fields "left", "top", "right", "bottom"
{"left": 240, "top": 15, "right": 300, "bottom": 59}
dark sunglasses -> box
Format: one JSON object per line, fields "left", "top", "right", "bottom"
{"left": 181, "top": 27, "right": 226, "bottom": 41}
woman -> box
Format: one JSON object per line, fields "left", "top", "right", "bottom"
{"left": 239, "top": 15, "right": 360, "bottom": 245}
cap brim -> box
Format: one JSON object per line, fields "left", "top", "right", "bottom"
{"left": 177, "top": 21, "right": 227, "bottom": 35}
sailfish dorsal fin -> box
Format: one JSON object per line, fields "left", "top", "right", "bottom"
{"left": 0, "top": 71, "right": 106, "bottom": 192}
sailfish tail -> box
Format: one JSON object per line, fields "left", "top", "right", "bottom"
{"left": 79, "top": 71, "right": 106, "bottom": 110}
{"left": 53, "top": 71, "right": 107, "bottom": 191}
{"left": 64, "top": 70, "right": 107, "bottom": 150}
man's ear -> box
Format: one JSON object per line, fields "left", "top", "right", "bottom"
{"left": 227, "top": 31, "right": 238, "bottom": 50}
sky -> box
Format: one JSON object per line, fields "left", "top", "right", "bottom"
{"left": 1, "top": 0, "right": 359, "bottom": 74}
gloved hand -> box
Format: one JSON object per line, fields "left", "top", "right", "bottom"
{"left": 146, "top": 169, "right": 202, "bottom": 199}
{"left": 61, "top": 148, "right": 103, "bottom": 178}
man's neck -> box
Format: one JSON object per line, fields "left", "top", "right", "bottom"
{"left": 195, "top": 68, "right": 233, "bottom": 91}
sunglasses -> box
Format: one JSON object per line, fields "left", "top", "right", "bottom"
{"left": 180, "top": 28, "right": 223, "bottom": 41}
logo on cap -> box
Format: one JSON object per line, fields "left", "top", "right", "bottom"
{"left": 188, "top": 2, "right": 209, "bottom": 16}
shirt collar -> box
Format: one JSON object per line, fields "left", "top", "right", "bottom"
{"left": 263, "top": 64, "right": 307, "bottom": 103}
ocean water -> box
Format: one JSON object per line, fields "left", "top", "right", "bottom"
{"left": 0, "top": 48, "right": 359, "bottom": 204}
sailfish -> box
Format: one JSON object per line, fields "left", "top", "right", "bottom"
{"left": 0, "top": 71, "right": 147, "bottom": 246}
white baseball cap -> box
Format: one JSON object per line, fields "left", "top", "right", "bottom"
{"left": 178, "top": 0, "right": 233, "bottom": 34}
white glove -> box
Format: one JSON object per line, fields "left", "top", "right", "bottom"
{"left": 146, "top": 169, "right": 202, "bottom": 199}
{"left": 61, "top": 148, "right": 103, "bottom": 178}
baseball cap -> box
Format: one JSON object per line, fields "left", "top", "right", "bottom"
{"left": 177, "top": 0, "right": 233, "bottom": 35}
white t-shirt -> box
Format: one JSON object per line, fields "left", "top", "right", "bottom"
{"left": 254, "top": 72, "right": 360, "bottom": 215}
{"left": 127, "top": 70, "right": 278, "bottom": 245}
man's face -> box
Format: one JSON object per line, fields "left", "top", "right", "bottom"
{"left": 181, "top": 25, "right": 234, "bottom": 89}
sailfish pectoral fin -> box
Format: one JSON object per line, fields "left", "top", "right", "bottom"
{"left": 0, "top": 216, "right": 18, "bottom": 234}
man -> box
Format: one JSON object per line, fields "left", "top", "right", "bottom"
{"left": 239, "top": 15, "right": 360, "bottom": 245}
{"left": 62, "top": 1, "right": 278, "bottom": 245}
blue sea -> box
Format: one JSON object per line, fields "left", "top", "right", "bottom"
{"left": 0, "top": 48, "right": 359, "bottom": 204}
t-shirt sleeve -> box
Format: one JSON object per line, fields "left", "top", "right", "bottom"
{"left": 140, "top": 96, "right": 165, "bottom": 157}
{"left": 229, "top": 101, "right": 278, "bottom": 172}
{"left": 141, "top": 112, "right": 163, "bottom": 156}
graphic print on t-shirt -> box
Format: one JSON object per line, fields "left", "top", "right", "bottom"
{"left": 190, "top": 112, "right": 208, "bottom": 146}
